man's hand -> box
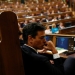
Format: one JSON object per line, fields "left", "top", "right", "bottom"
{"left": 43, "top": 41, "right": 58, "bottom": 54}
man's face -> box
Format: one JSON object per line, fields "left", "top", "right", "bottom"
{"left": 28, "top": 31, "right": 46, "bottom": 49}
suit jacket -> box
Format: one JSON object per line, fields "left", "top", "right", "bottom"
{"left": 21, "top": 45, "right": 64, "bottom": 75}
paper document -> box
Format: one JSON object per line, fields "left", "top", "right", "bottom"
{"left": 56, "top": 47, "right": 68, "bottom": 54}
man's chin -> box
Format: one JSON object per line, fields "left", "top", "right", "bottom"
{"left": 39, "top": 47, "right": 44, "bottom": 50}
{"left": 37, "top": 46, "right": 44, "bottom": 49}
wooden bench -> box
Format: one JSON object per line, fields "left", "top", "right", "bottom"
{"left": 42, "top": 17, "right": 75, "bottom": 26}
{"left": 17, "top": 11, "right": 73, "bottom": 22}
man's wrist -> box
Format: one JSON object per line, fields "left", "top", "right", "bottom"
{"left": 52, "top": 48, "right": 58, "bottom": 54}
{"left": 53, "top": 53, "right": 60, "bottom": 59}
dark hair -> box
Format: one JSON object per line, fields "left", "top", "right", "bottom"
{"left": 22, "top": 22, "right": 45, "bottom": 44}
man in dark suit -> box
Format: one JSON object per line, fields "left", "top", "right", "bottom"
{"left": 21, "top": 22, "right": 75, "bottom": 75}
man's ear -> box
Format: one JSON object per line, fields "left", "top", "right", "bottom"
{"left": 28, "top": 35, "right": 34, "bottom": 43}
{"left": 28, "top": 35, "right": 32, "bottom": 39}
{"left": 28, "top": 35, "right": 33, "bottom": 44}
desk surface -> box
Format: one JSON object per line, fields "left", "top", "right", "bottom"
{"left": 46, "top": 33, "right": 75, "bottom": 37}
{"left": 46, "top": 51, "right": 75, "bottom": 59}
{"left": 60, "top": 53, "right": 75, "bottom": 58}
{"left": 45, "top": 47, "right": 75, "bottom": 59}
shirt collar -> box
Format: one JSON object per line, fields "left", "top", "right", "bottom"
{"left": 24, "top": 44, "right": 38, "bottom": 53}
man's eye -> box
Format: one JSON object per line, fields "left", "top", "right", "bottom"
{"left": 40, "top": 37, "right": 45, "bottom": 39}
{"left": 40, "top": 37, "right": 43, "bottom": 39}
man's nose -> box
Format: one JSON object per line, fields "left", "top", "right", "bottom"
{"left": 43, "top": 39, "right": 47, "bottom": 45}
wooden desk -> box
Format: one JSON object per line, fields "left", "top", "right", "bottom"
{"left": 60, "top": 53, "right": 75, "bottom": 58}
{"left": 59, "top": 26, "right": 75, "bottom": 34}
{"left": 45, "top": 34, "right": 75, "bottom": 59}
{"left": 44, "top": 27, "right": 75, "bottom": 59}
{"left": 46, "top": 34, "right": 75, "bottom": 46}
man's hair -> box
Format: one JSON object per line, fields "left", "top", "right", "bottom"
{"left": 22, "top": 22, "right": 45, "bottom": 44}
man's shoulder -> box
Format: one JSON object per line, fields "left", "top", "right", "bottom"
{"left": 21, "top": 45, "right": 49, "bottom": 61}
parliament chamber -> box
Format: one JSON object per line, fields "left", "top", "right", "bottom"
{"left": 0, "top": 0, "right": 75, "bottom": 75}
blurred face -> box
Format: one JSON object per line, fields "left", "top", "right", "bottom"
{"left": 60, "top": 22, "right": 63, "bottom": 26}
{"left": 28, "top": 31, "right": 46, "bottom": 49}
{"left": 58, "top": 15, "right": 61, "bottom": 18}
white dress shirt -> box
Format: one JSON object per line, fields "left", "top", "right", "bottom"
{"left": 24, "top": 44, "right": 60, "bottom": 59}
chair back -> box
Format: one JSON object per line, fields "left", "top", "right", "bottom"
{"left": 0, "top": 11, "right": 25, "bottom": 75}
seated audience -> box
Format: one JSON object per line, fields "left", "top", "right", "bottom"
{"left": 46, "top": 16, "right": 52, "bottom": 22}
{"left": 45, "top": 25, "right": 52, "bottom": 41}
{"left": 40, "top": 12, "right": 44, "bottom": 16}
{"left": 57, "top": 15, "right": 62, "bottom": 20}
{"left": 19, "top": 30, "right": 24, "bottom": 46}
{"left": 51, "top": 16, "right": 58, "bottom": 21}
{"left": 62, "top": 3, "right": 68, "bottom": 8}
{"left": 58, "top": 22, "right": 65, "bottom": 29}
{"left": 20, "top": 22, "right": 25, "bottom": 28}
{"left": 23, "top": 20, "right": 29, "bottom": 27}
{"left": 36, "top": 19, "right": 41, "bottom": 23}
{"left": 35, "top": 7, "right": 39, "bottom": 11}
{"left": 18, "top": 22, "right": 23, "bottom": 32}
{"left": 55, "top": 4, "right": 59, "bottom": 9}
{"left": 45, "top": 25, "right": 52, "bottom": 34}
{"left": 31, "top": 18, "right": 36, "bottom": 23}
{"left": 51, "top": 23, "right": 59, "bottom": 33}
{"left": 49, "top": 6, "right": 52, "bottom": 10}
{"left": 65, "top": 8, "right": 70, "bottom": 12}
{"left": 64, "top": 13, "right": 72, "bottom": 27}
{"left": 46, "top": 10, "right": 50, "bottom": 15}
{"left": 64, "top": 13, "right": 71, "bottom": 19}
{"left": 41, "top": 18, "right": 47, "bottom": 22}
{"left": 51, "top": 10, "right": 55, "bottom": 14}
{"left": 57, "top": 9, "right": 62, "bottom": 13}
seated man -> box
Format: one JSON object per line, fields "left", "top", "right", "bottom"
{"left": 21, "top": 22, "right": 75, "bottom": 75}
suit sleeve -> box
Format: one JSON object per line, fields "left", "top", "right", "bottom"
{"left": 40, "top": 57, "right": 65, "bottom": 75}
